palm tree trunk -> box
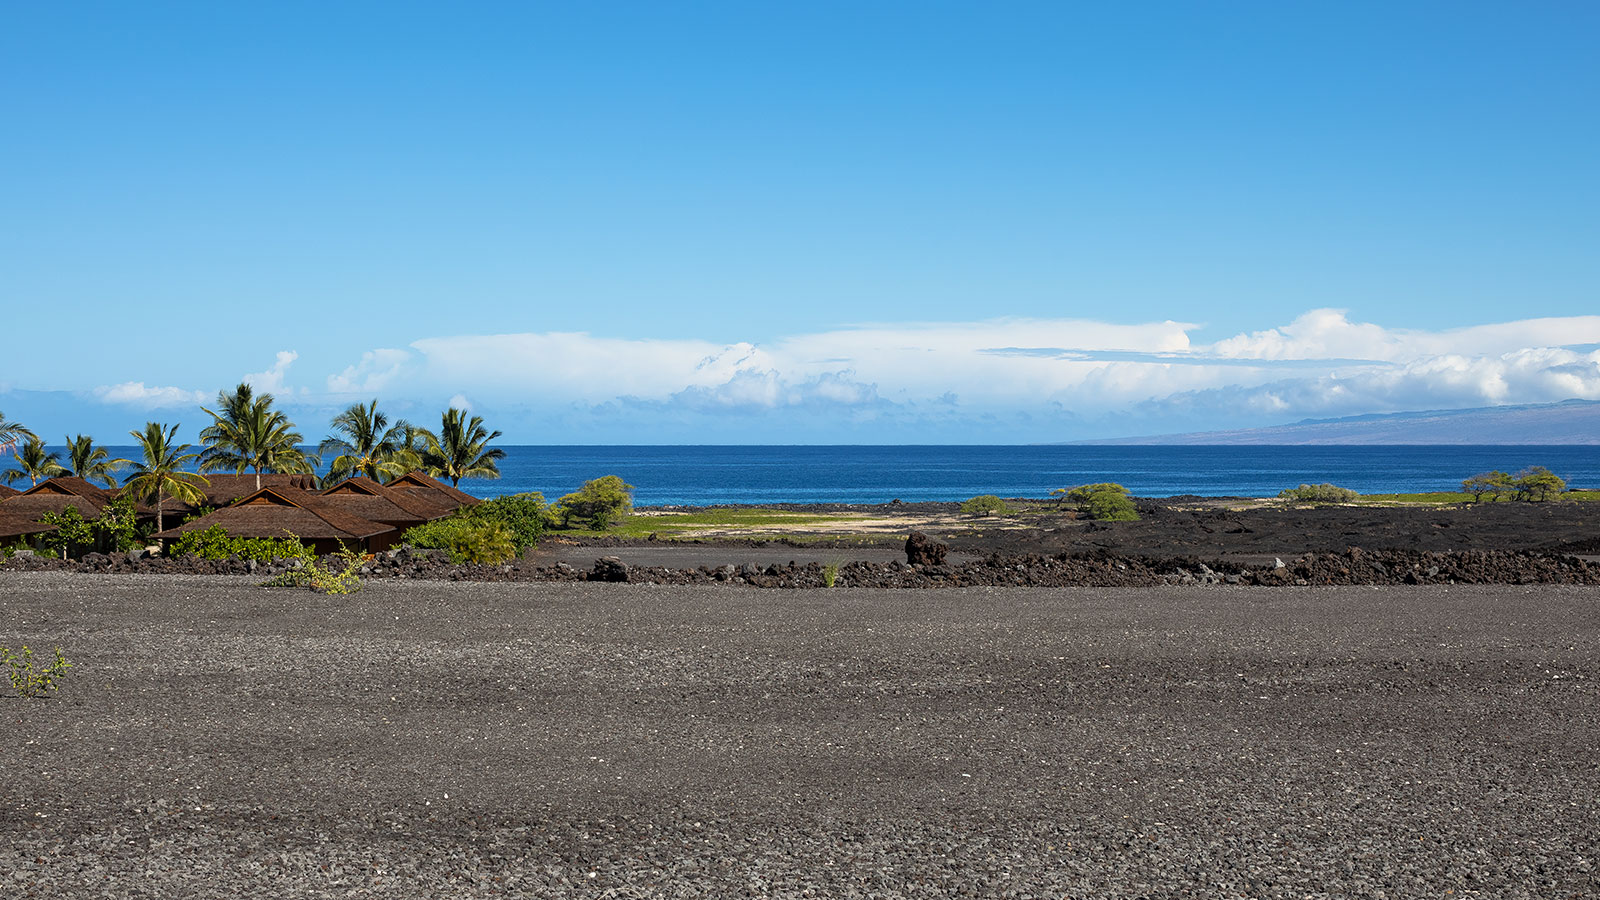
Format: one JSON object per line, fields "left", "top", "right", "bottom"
{"left": 255, "top": 467, "right": 261, "bottom": 491}
{"left": 155, "top": 488, "right": 164, "bottom": 543}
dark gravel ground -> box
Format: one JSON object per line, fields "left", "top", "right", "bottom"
{"left": 2, "top": 573, "right": 1597, "bottom": 898}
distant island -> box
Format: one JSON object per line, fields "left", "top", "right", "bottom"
{"left": 1075, "top": 398, "right": 1600, "bottom": 445}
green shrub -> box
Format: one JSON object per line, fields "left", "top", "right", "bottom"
{"left": 463, "top": 492, "right": 549, "bottom": 551}
{"left": 556, "top": 475, "right": 635, "bottom": 530}
{"left": 822, "top": 562, "right": 840, "bottom": 588}
{"left": 2, "top": 645, "right": 73, "bottom": 698}
{"left": 960, "top": 494, "right": 1012, "bottom": 517}
{"left": 171, "top": 525, "right": 309, "bottom": 563}
{"left": 1512, "top": 466, "right": 1566, "bottom": 501}
{"left": 1060, "top": 483, "right": 1130, "bottom": 504}
{"left": 1058, "top": 483, "right": 1139, "bottom": 521}
{"left": 403, "top": 518, "right": 517, "bottom": 565}
{"left": 1277, "top": 483, "right": 1359, "bottom": 503}
{"left": 1082, "top": 489, "right": 1139, "bottom": 521}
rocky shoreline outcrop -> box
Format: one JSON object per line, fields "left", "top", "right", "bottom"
{"left": 5, "top": 544, "right": 1598, "bottom": 588}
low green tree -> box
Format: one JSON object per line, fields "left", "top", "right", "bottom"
{"left": 1512, "top": 466, "right": 1566, "bottom": 502}
{"left": 960, "top": 494, "right": 1011, "bottom": 517}
{"left": 38, "top": 507, "right": 94, "bottom": 558}
{"left": 1461, "top": 471, "right": 1513, "bottom": 502}
{"left": 92, "top": 495, "right": 144, "bottom": 553}
{"left": 556, "top": 475, "right": 635, "bottom": 529}
{"left": 1063, "top": 482, "right": 1139, "bottom": 521}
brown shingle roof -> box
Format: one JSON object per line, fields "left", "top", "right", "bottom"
{"left": 387, "top": 471, "right": 481, "bottom": 508}
{"left": 2, "top": 477, "right": 117, "bottom": 521}
{"left": 319, "top": 477, "right": 455, "bottom": 524}
{"left": 153, "top": 487, "right": 393, "bottom": 542}
{"left": 0, "top": 509, "right": 55, "bottom": 539}
{"left": 148, "top": 472, "right": 320, "bottom": 514}
{"left": 0, "top": 484, "right": 19, "bottom": 499}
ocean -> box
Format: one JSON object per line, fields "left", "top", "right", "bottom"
{"left": 13, "top": 445, "right": 1598, "bottom": 506}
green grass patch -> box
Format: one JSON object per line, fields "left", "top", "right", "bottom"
{"left": 1358, "top": 491, "right": 1477, "bottom": 504}
{"left": 1359, "top": 491, "right": 1600, "bottom": 504}
{"left": 559, "top": 507, "right": 868, "bottom": 539}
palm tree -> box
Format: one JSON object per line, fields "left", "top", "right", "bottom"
{"left": 1, "top": 435, "right": 66, "bottom": 487}
{"left": 122, "top": 422, "right": 209, "bottom": 539}
{"left": 421, "top": 408, "right": 505, "bottom": 486}
{"left": 65, "top": 434, "right": 129, "bottom": 488}
{"left": 0, "top": 410, "right": 32, "bottom": 456}
{"left": 199, "top": 383, "right": 314, "bottom": 490}
{"left": 318, "top": 400, "right": 420, "bottom": 486}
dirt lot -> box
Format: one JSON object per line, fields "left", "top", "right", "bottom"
{"left": 3, "top": 573, "right": 1597, "bottom": 897}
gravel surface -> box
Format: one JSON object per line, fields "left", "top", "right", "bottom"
{"left": 3, "top": 573, "right": 1597, "bottom": 898}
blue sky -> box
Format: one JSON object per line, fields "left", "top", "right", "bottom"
{"left": 3, "top": 2, "right": 1598, "bottom": 443}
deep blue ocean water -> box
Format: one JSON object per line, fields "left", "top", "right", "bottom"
{"left": 12, "top": 445, "right": 1597, "bottom": 506}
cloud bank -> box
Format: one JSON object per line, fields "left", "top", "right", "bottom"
{"left": 74, "top": 309, "right": 1600, "bottom": 441}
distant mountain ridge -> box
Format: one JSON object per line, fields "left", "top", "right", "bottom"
{"left": 1080, "top": 399, "right": 1600, "bottom": 445}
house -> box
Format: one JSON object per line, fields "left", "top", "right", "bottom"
{"left": 0, "top": 476, "right": 125, "bottom": 545}
{"left": 317, "top": 476, "right": 457, "bottom": 532}
{"left": 382, "top": 471, "right": 482, "bottom": 510}
{"left": 156, "top": 473, "right": 320, "bottom": 520}
{"left": 152, "top": 471, "right": 478, "bottom": 555}
{"left": 154, "top": 486, "right": 398, "bottom": 555}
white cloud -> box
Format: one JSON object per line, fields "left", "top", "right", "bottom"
{"left": 1209, "top": 308, "right": 1600, "bottom": 362}
{"left": 447, "top": 393, "right": 473, "bottom": 412}
{"left": 327, "top": 348, "right": 412, "bottom": 394}
{"left": 243, "top": 350, "right": 298, "bottom": 393}
{"left": 93, "top": 382, "right": 208, "bottom": 409}
{"left": 320, "top": 311, "right": 1600, "bottom": 437}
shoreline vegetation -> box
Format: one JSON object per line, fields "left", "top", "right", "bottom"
{"left": 2, "top": 395, "right": 1597, "bottom": 582}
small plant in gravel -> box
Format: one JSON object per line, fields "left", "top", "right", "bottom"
{"left": 2, "top": 645, "right": 73, "bottom": 698}
{"left": 260, "top": 536, "right": 367, "bottom": 594}
{"left": 822, "top": 562, "right": 840, "bottom": 588}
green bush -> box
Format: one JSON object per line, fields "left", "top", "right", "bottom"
{"left": 1512, "top": 466, "right": 1566, "bottom": 501}
{"left": 171, "top": 525, "right": 309, "bottom": 563}
{"left": 1277, "top": 483, "right": 1360, "bottom": 503}
{"left": 1058, "top": 483, "right": 1139, "bottom": 521}
{"left": 556, "top": 475, "right": 635, "bottom": 530}
{"left": 1060, "top": 483, "right": 1130, "bottom": 504}
{"left": 1082, "top": 489, "right": 1139, "bottom": 521}
{"left": 403, "top": 518, "right": 517, "bottom": 565}
{"left": 463, "top": 492, "right": 550, "bottom": 551}
{"left": 960, "top": 494, "right": 1012, "bottom": 517}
